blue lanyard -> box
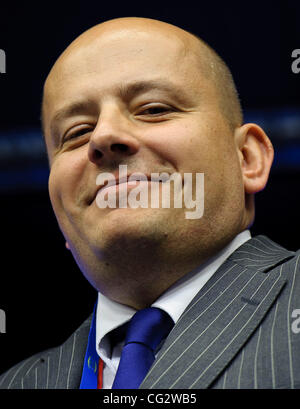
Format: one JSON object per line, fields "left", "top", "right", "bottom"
{"left": 79, "top": 301, "right": 99, "bottom": 389}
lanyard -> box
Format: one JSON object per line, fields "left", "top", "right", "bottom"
{"left": 79, "top": 301, "right": 103, "bottom": 389}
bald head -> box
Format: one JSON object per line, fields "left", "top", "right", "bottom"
{"left": 42, "top": 17, "right": 243, "bottom": 136}
{"left": 42, "top": 16, "right": 274, "bottom": 309}
{"left": 188, "top": 31, "right": 243, "bottom": 129}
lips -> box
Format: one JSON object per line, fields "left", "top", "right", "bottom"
{"left": 98, "top": 177, "right": 145, "bottom": 196}
{"left": 90, "top": 172, "right": 170, "bottom": 205}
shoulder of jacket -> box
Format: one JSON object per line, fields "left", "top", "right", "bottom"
{"left": 0, "top": 312, "right": 93, "bottom": 389}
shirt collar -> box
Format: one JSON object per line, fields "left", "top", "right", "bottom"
{"left": 96, "top": 229, "right": 251, "bottom": 359}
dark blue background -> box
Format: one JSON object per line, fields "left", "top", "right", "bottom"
{"left": 0, "top": 0, "right": 299, "bottom": 375}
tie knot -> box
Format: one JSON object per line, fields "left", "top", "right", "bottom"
{"left": 125, "top": 307, "right": 174, "bottom": 352}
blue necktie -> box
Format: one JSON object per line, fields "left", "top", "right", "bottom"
{"left": 112, "top": 307, "right": 174, "bottom": 389}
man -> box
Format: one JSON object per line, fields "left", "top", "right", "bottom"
{"left": 0, "top": 17, "right": 299, "bottom": 389}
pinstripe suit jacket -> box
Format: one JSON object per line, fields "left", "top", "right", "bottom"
{"left": 1, "top": 235, "right": 300, "bottom": 389}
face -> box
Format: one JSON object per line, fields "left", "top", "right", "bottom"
{"left": 43, "top": 22, "right": 248, "bottom": 302}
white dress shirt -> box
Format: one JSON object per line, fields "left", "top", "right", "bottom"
{"left": 96, "top": 230, "right": 251, "bottom": 388}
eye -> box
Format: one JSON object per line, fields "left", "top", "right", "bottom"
{"left": 137, "top": 105, "right": 173, "bottom": 116}
{"left": 63, "top": 126, "right": 93, "bottom": 142}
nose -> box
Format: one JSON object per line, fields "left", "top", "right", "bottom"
{"left": 88, "top": 106, "right": 140, "bottom": 166}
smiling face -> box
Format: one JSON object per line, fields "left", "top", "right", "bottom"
{"left": 42, "top": 18, "right": 251, "bottom": 307}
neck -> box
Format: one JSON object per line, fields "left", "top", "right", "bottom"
{"left": 91, "top": 237, "right": 229, "bottom": 309}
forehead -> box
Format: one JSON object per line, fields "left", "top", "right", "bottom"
{"left": 44, "top": 27, "right": 207, "bottom": 106}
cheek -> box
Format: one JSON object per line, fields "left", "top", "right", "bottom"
{"left": 143, "top": 122, "right": 200, "bottom": 170}
{"left": 48, "top": 152, "right": 86, "bottom": 216}
{"left": 48, "top": 162, "right": 62, "bottom": 213}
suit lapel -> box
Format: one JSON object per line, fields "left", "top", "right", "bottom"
{"left": 43, "top": 313, "right": 92, "bottom": 389}
{"left": 140, "top": 235, "right": 294, "bottom": 389}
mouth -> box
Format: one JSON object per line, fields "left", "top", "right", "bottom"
{"left": 89, "top": 172, "right": 170, "bottom": 206}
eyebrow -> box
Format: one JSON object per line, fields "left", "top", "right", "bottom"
{"left": 50, "top": 98, "right": 96, "bottom": 135}
{"left": 49, "top": 79, "right": 192, "bottom": 135}
{"left": 117, "top": 79, "right": 190, "bottom": 103}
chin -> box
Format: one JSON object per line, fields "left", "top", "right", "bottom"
{"left": 92, "top": 208, "right": 168, "bottom": 251}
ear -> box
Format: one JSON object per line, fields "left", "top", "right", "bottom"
{"left": 65, "top": 241, "right": 71, "bottom": 250}
{"left": 235, "top": 123, "right": 274, "bottom": 194}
